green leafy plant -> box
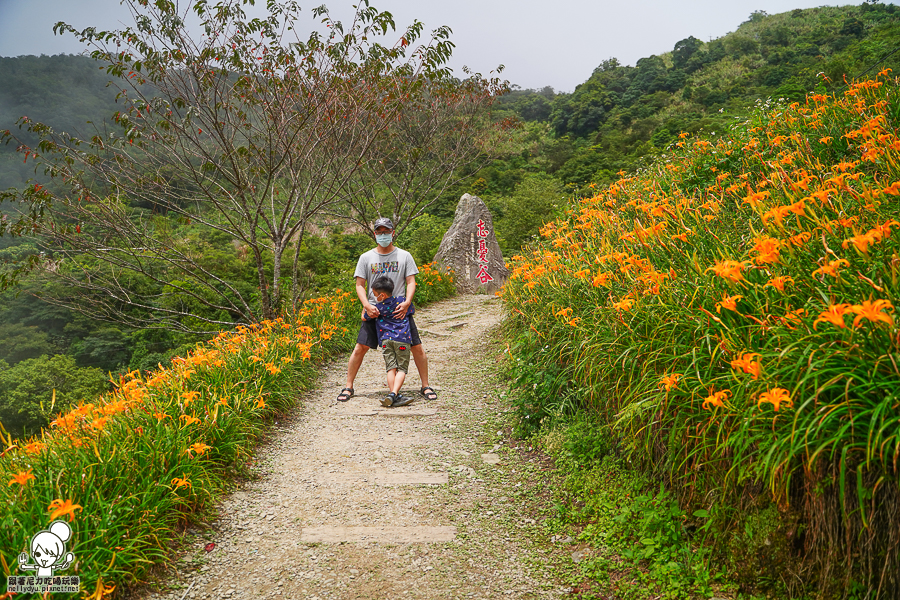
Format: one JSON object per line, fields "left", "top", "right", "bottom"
{"left": 503, "top": 73, "right": 900, "bottom": 596}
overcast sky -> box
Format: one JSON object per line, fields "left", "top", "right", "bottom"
{"left": 0, "top": 0, "right": 881, "bottom": 91}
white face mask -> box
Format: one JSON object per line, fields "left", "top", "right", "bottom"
{"left": 375, "top": 233, "right": 393, "bottom": 248}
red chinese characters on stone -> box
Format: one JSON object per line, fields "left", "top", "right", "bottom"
{"left": 476, "top": 239, "right": 489, "bottom": 263}
{"left": 476, "top": 264, "right": 494, "bottom": 283}
{"left": 475, "top": 219, "right": 492, "bottom": 283}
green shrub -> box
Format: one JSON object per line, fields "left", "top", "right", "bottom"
{"left": 0, "top": 355, "right": 109, "bottom": 438}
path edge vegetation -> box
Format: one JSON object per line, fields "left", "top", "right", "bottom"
{"left": 0, "top": 269, "right": 455, "bottom": 599}
{"left": 501, "top": 73, "right": 900, "bottom": 599}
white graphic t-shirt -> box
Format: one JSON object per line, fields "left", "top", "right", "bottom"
{"left": 354, "top": 247, "right": 419, "bottom": 305}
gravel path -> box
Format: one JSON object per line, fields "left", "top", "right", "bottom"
{"left": 132, "top": 293, "right": 569, "bottom": 600}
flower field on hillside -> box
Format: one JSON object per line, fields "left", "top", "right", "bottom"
{"left": 0, "top": 264, "right": 454, "bottom": 599}
{"left": 502, "top": 72, "right": 900, "bottom": 595}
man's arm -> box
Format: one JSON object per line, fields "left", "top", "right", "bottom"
{"left": 357, "top": 276, "right": 379, "bottom": 318}
{"left": 394, "top": 274, "right": 415, "bottom": 319}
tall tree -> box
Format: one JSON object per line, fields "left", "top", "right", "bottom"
{"left": 0, "top": 0, "right": 486, "bottom": 332}
{"left": 329, "top": 69, "right": 509, "bottom": 239}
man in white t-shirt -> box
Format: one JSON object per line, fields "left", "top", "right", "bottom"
{"left": 336, "top": 217, "right": 437, "bottom": 403}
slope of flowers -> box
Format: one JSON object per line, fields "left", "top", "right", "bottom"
{"left": 412, "top": 262, "right": 456, "bottom": 305}
{"left": 502, "top": 72, "right": 900, "bottom": 595}
{"left": 0, "top": 265, "right": 454, "bottom": 599}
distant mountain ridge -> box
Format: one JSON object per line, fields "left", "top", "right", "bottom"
{"left": 491, "top": 3, "right": 900, "bottom": 190}
{"left": 2, "top": 5, "right": 899, "bottom": 195}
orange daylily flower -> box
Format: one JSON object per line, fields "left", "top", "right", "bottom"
{"left": 23, "top": 441, "right": 45, "bottom": 455}
{"left": 842, "top": 232, "right": 878, "bottom": 254}
{"left": 48, "top": 498, "right": 83, "bottom": 522}
{"left": 758, "top": 388, "right": 793, "bottom": 411}
{"left": 555, "top": 307, "right": 573, "bottom": 318}
{"left": 716, "top": 293, "right": 743, "bottom": 313}
{"left": 765, "top": 276, "right": 794, "bottom": 292}
{"left": 90, "top": 416, "right": 110, "bottom": 431}
{"left": 742, "top": 190, "right": 769, "bottom": 209}
{"left": 171, "top": 476, "right": 192, "bottom": 490}
{"left": 592, "top": 270, "right": 611, "bottom": 287}
{"left": 870, "top": 220, "right": 900, "bottom": 241}
{"left": 762, "top": 204, "right": 793, "bottom": 226}
{"left": 180, "top": 414, "right": 201, "bottom": 426}
{"left": 706, "top": 260, "right": 748, "bottom": 283}
{"left": 809, "top": 188, "right": 835, "bottom": 206}
{"left": 256, "top": 398, "right": 267, "bottom": 409}
{"left": 186, "top": 442, "right": 212, "bottom": 458}
{"left": 813, "top": 303, "right": 853, "bottom": 329}
{"left": 702, "top": 389, "right": 730, "bottom": 410}
{"left": 752, "top": 236, "right": 782, "bottom": 265}
{"left": 782, "top": 308, "right": 807, "bottom": 329}
{"left": 812, "top": 258, "right": 850, "bottom": 278}
{"left": 8, "top": 470, "right": 35, "bottom": 487}
{"left": 730, "top": 353, "right": 762, "bottom": 380}
{"left": 659, "top": 373, "right": 682, "bottom": 392}
{"left": 611, "top": 297, "right": 634, "bottom": 311}
{"left": 850, "top": 299, "right": 894, "bottom": 328}
{"left": 182, "top": 390, "right": 201, "bottom": 404}
{"left": 265, "top": 363, "right": 282, "bottom": 375}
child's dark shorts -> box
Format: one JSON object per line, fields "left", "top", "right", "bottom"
{"left": 357, "top": 314, "right": 421, "bottom": 349}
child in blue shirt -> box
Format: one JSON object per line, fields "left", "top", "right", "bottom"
{"left": 364, "top": 276, "right": 416, "bottom": 407}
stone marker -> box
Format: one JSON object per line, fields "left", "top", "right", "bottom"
{"left": 434, "top": 193, "right": 508, "bottom": 294}
{"left": 300, "top": 526, "right": 456, "bottom": 543}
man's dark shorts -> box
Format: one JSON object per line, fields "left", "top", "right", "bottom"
{"left": 357, "top": 315, "right": 421, "bottom": 349}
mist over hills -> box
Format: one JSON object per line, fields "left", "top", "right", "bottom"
{"left": 2, "top": 3, "right": 899, "bottom": 195}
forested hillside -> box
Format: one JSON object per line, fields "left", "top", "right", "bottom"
{"left": 0, "top": 54, "right": 124, "bottom": 189}
{"left": 486, "top": 3, "right": 900, "bottom": 194}
{"left": 1, "top": 3, "right": 899, "bottom": 440}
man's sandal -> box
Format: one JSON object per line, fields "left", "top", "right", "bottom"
{"left": 337, "top": 387, "right": 354, "bottom": 402}
{"left": 420, "top": 386, "right": 437, "bottom": 401}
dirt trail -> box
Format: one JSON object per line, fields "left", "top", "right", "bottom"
{"left": 136, "top": 294, "right": 568, "bottom": 600}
